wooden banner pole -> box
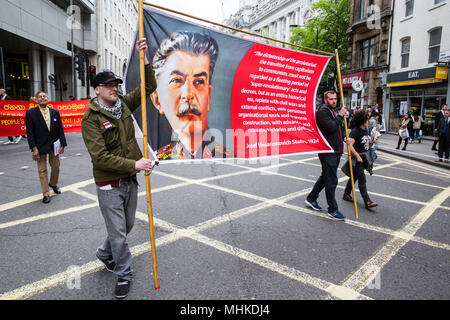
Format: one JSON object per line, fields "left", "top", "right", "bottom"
{"left": 335, "top": 49, "right": 358, "bottom": 219}
{"left": 138, "top": 0, "right": 160, "bottom": 289}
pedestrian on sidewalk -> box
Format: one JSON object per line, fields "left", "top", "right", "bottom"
{"left": 396, "top": 113, "right": 412, "bottom": 151}
{"left": 342, "top": 110, "right": 377, "bottom": 210}
{"left": 81, "top": 38, "right": 157, "bottom": 299}
{"left": 368, "top": 112, "right": 381, "bottom": 161}
{"left": 305, "top": 90, "right": 347, "bottom": 221}
{"left": 435, "top": 109, "right": 450, "bottom": 163}
{"left": 412, "top": 110, "right": 423, "bottom": 143}
{"left": 25, "top": 91, "right": 67, "bottom": 204}
{"left": 432, "top": 104, "right": 447, "bottom": 151}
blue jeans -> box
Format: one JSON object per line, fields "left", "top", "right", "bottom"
{"left": 96, "top": 178, "right": 138, "bottom": 280}
{"left": 307, "top": 153, "right": 341, "bottom": 214}
{"left": 370, "top": 142, "right": 378, "bottom": 161}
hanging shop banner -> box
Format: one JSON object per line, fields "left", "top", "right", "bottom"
{"left": 125, "top": 5, "right": 333, "bottom": 161}
{"left": 0, "top": 100, "right": 89, "bottom": 137}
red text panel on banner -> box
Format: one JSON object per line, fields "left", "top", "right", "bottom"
{"left": 231, "top": 43, "right": 332, "bottom": 158}
{"left": 0, "top": 100, "right": 89, "bottom": 136}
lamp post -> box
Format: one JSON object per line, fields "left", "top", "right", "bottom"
{"left": 70, "top": 0, "right": 76, "bottom": 100}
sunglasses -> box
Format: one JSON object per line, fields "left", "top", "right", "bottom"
{"left": 99, "top": 83, "right": 120, "bottom": 89}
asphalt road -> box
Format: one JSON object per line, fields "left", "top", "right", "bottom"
{"left": 0, "top": 133, "right": 449, "bottom": 303}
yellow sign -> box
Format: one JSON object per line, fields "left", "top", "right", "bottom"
{"left": 387, "top": 78, "right": 443, "bottom": 87}
{"left": 436, "top": 66, "right": 448, "bottom": 80}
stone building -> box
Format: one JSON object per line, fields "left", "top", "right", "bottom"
{"left": 344, "top": 0, "right": 392, "bottom": 114}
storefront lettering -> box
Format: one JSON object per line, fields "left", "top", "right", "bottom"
{"left": 408, "top": 71, "right": 419, "bottom": 79}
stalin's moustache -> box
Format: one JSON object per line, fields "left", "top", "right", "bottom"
{"left": 177, "top": 103, "right": 202, "bottom": 118}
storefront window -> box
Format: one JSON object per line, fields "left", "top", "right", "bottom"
{"left": 388, "top": 86, "right": 447, "bottom": 135}
{"left": 423, "top": 96, "right": 446, "bottom": 135}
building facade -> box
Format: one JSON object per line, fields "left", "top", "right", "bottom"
{"left": 95, "top": 0, "right": 138, "bottom": 78}
{"left": 384, "top": 0, "right": 449, "bottom": 136}
{"left": 345, "top": 0, "right": 392, "bottom": 115}
{"left": 0, "top": 0, "right": 97, "bottom": 100}
{"left": 223, "top": 0, "right": 317, "bottom": 43}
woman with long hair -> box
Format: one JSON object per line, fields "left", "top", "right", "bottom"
{"left": 343, "top": 110, "right": 377, "bottom": 209}
{"left": 396, "top": 113, "right": 412, "bottom": 150}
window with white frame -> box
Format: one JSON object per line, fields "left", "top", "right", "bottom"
{"left": 428, "top": 27, "right": 442, "bottom": 63}
{"left": 401, "top": 37, "right": 410, "bottom": 68}
{"left": 434, "top": 0, "right": 445, "bottom": 5}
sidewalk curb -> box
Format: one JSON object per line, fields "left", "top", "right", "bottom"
{"left": 378, "top": 147, "right": 450, "bottom": 170}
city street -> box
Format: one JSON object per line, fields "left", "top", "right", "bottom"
{"left": 0, "top": 132, "right": 449, "bottom": 301}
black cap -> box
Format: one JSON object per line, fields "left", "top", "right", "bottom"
{"left": 92, "top": 71, "right": 123, "bottom": 88}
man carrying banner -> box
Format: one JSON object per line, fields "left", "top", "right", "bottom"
{"left": 25, "top": 91, "right": 67, "bottom": 203}
{"left": 150, "top": 31, "right": 231, "bottom": 160}
{"left": 81, "top": 38, "right": 156, "bottom": 299}
{"left": 305, "top": 90, "right": 347, "bottom": 221}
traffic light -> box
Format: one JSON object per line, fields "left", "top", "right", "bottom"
{"left": 63, "top": 82, "right": 68, "bottom": 91}
{"left": 88, "top": 65, "right": 96, "bottom": 83}
{"left": 74, "top": 52, "right": 85, "bottom": 84}
{"left": 48, "top": 74, "right": 60, "bottom": 90}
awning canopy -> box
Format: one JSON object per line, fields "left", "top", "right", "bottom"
{"left": 387, "top": 66, "right": 448, "bottom": 87}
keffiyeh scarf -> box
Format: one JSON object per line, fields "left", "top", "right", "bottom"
{"left": 96, "top": 98, "right": 122, "bottom": 120}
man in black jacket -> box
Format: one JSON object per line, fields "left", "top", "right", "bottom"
{"left": 305, "top": 90, "right": 347, "bottom": 221}
{"left": 26, "top": 91, "right": 67, "bottom": 203}
{"left": 432, "top": 104, "right": 447, "bottom": 151}
{"left": 435, "top": 109, "right": 450, "bottom": 163}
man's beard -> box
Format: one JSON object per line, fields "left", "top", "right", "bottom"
{"left": 177, "top": 103, "right": 202, "bottom": 117}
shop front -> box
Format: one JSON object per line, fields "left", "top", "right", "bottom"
{"left": 341, "top": 71, "right": 366, "bottom": 109}
{"left": 386, "top": 66, "right": 448, "bottom": 136}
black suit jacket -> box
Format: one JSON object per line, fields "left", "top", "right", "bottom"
{"left": 436, "top": 117, "right": 450, "bottom": 140}
{"left": 25, "top": 106, "right": 67, "bottom": 154}
{"left": 434, "top": 110, "right": 444, "bottom": 128}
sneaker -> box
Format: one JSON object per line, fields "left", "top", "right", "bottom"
{"left": 3, "top": 141, "right": 12, "bottom": 145}
{"left": 13, "top": 136, "right": 21, "bottom": 144}
{"left": 96, "top": 253, "right": 115, "bottom": 272}
{"left": 327, "top": 211, "right": 346, "bottom": 221}
{"left": 115, "top": 278, "right": 131, "bottom": 299}
{"left": 305, "top": 199, "right": 322, "bottom": 211}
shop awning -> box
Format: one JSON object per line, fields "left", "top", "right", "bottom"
{"left": 387, "top": 66, "right": 448, "bottom": 87}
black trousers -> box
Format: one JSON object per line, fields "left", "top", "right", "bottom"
{"left": 397, "top": 136, "right": 408, "bottom": 149}
{"left": 438, "top": 134, "right": 449, "bottom": 160}
{"left": 307, "top": 153, "right": 341, "bottom": 214}
{"left": 344, "top": 162, "right": 370, "bottom": 202}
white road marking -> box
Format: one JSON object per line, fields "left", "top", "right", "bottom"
{"left": 0, "top": 179, "right": 94, "bottom": 212}
{"left": 378, "top": 153, "right": 450, "bottom": 177}
{"left": 0, "top": 154, "right": 449, "bottom": 300}
{"left": 0, "top": 212, "right": 371, "bottom": 300}
{"left": 337, "top": 187, "right": 450, "bottom": 294}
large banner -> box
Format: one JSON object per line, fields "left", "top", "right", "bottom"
{"left": 125, "top": 6, "right": 333, "bottom": 161}
{"left": 0, "top": 100, "right": 89, "bottom": 137}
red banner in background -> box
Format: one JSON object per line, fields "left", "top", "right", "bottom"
{"left": 0, "top": 100, "right": 89, "bottom": 137}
